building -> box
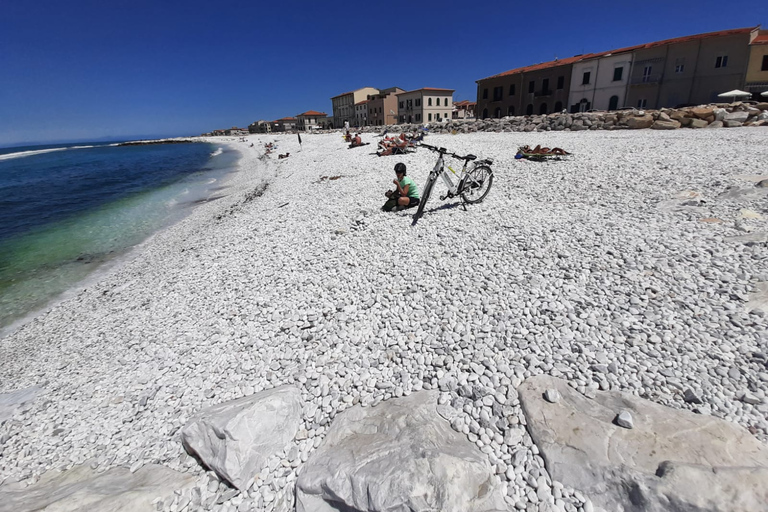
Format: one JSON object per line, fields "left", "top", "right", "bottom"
{"left": 452, "top": 100, "right": 476, "bottom": 119}
{"left": 296, "top": 110, "right": 328, "bottom": 131}
{"left": 568, "top": 48, "right": 637, "bottom": 112}
{"left": 744, "top": 29, "right": 768, "bottom": 98}
{"left": 477, "top": 26, "right": 761, "bottom": 115}
{"left": 366, "top": 87, "right": 404, "bottom": 126}
{"left": 273, "top": 117, "right": 297, "bottom": 132}
{"left": 248, "top": 120, "right": 272, "bottom": 134}
{"left": 476, "top": 56, "right": 584, "bottom": 119}
{"left": 331, "top": 87, "right": 379, "bottom": 128}
{"left": 354, "top": 100, "right": 370, "bottom": 127}
{"left": 626, "top": 27, "right": 757, "bottom": 109}
{"left": 396, "top": 88, "right": 454, "bottom": 124}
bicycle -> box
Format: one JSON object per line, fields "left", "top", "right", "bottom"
{"left": 412, "top": 143, "right": 494, "bottom": 225}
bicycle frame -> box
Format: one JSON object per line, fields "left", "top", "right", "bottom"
{"left": 429, "top": 151, "right": 472, "bottom": 199}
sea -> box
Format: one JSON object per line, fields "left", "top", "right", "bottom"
{"left": 0, "top": 140, "right": 240, "bottom": 335}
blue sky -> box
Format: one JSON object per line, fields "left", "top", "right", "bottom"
{"left": 1, "top": 0, "right": 766, "bottom": 147}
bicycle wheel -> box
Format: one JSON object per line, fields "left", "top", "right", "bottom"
{"left": 412, "top": 174, "right": 436, "bottom": 224}
{"left": 460, "top": 165, "right": 493, "bottom": 204}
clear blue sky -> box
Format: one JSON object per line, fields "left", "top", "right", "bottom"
{"left": 1, "top": 0, "right": 766, "bottom": 147}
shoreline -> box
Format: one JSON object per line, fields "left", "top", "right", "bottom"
{"left": 1, "top": 130, "right": 766, "bottom": 509}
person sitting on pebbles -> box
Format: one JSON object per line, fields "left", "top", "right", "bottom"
{"left": 382, "top": 163, "right": 420, "bottom": 211}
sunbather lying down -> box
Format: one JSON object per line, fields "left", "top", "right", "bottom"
{"left": 519, "top": 145, "right": 570, "bottom": 155}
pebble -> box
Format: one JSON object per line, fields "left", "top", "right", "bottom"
{"left": 544, "top": 389, "right": 561, "bottom": 404}
{"left": 615, "top": 411, "right": 634, "bottom": 429}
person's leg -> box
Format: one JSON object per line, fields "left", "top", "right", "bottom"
{"left": 397, "top": 196, "right": 411, "bottom": 207}
{"left": 382, "top": 198, "right": 398, "bottom": 211}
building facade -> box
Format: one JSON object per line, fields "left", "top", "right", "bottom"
{"left": 296, "top": 111, "right": 328, "bottom": 131}
{"left": 453, "top": 100, "right": 476, "bottom": 119}
{"left": 366, "top": 87, "right": 404, "bottom": 126}
{"left": 568, "top": 50, "right": 635, "bottom": 112}
{"left": 745, "top": 30, "right": 768, "bottom": 97}
{"left": 354, "top": 100, "right": 369, "bottom": 126}
{"left": 396, "top": 88, "right": 454, "bottom": 124}
{"left": 478, "top": 26, "right": 761, "bottom": 115}
{"left": 331, "top": 87, "right": 379, "bottom": 128}
{"left": 274, "top": 117, "right": 297, "bottom": 132}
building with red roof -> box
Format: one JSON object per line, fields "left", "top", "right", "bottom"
{"left": 296, "top": 111, "right": 330, "bottom": 131}
{"left": 746, "top": 29, "right": 768, "bottom": 95}
{"left": 476, "top": 26, "right": 762, "bottom": 117}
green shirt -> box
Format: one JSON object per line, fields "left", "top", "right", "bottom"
{"left": 399, "top": 176, "right": 419, "bottom": 198}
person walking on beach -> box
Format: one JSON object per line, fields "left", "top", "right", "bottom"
{"left": 382, "top": 163, "right": 420, "bottom": 211}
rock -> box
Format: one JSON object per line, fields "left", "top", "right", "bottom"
{"left": 627, "top": 115, "right": 654, "bottom": 129}
{"left": 651, "top": 120, "right": 681, "bottom": 130}
{"left": 689, "top": 118, "right": 709, "bottom": 129}
{"left": 756, "top": 102, "right": 768, "bottom": 111}
{"left": 683, "top": 389, "right": 703, "bottom": 404}
{"left": 544, "top": 389, "right": 561, "bottom": 403}
{"left": 706, "top": 121, "right": 724, "bottom": 129}
{"left": 691, "top": 107, "right": 714, "bottom": 119}
{"left": 742, "top": 392, "right": 764, "bottom": 405}
{"left": 181, "top": 386, "right": 302, "bottom": 490}
{"left": 725, "top": 111, "right": 749, "bottom": 123}
{"left": 615, "top": 410, "right": 634, "bottom": 429}
{"left": 0, "top": 386, "right": 43, "bottom": 425}
{"left": 756, "top": 179, "right": 768, "bottom": 188}
{"left": 724, "top": 120, "right": 743, "bottom": 128}
{"left": 0, "top": 462, "right": 194, "bottom": 512}
{"left": 296, "top": 391, "right": 505, "bottom": 512}
{"left": 713, "top": 108, "right": 727, "bottom": 121}
{"left": 518, "top": 375, "right": 768, "bottom": 512}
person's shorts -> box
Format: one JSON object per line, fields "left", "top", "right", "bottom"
{"left": 405, "top": 197, "right": 420, "bottom": 207}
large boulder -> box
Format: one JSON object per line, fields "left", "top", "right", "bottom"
{"left": 0, "top": 463, "right": 194, "bottom": 512}
{"left": 296, "top": 391, "right": 506, "bottom": 512}
{"left": 690, "top": 106, "right": 714, "bottom": 119}
{"left": 689, "top": 118, "right": 709, "bottom": 129}
{"left": 518, "top": 375, "right": 768, "bottom": 512}
{"left": 651, "top": 119, "right": 681, "bottom": 130}
{"left": 181, "top": 386, "right": 302, "bottom": 490}
{"left": 626, "top": 115, "right": 654, "bottom": 129}
{"left": 725, "top": 111, "right": 750, "bottom": 123}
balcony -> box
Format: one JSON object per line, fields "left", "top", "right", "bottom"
{"left": 534, "top": 89, "right": 553, "bottom": 98}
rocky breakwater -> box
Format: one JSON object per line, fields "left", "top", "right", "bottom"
{"left": 384, "top": 102, "right": 768, "bottom": 134}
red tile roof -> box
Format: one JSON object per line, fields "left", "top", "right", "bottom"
{"left": 276, "top": 117, "right": 297, "bottom": 122}
{"left": 479, "top": 26, "right": 758, "bottom": 81}
{"left": 354, "top": 100, "right": 370, "bottom": 105}
{"left": 298, "top": 110, "right": 327, "bottom": 117}
{"left": 753, "top": 34, "right": 768, "bottom": 44}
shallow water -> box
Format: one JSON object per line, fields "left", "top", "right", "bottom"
{"left": 0, "top": 141, "right": 240, "bottom": 332}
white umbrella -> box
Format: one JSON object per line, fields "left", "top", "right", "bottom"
{"left": 762, "top": 91, "right": 768, "bottom": 97}
{"left": 717, "top": 89, "right": 751, "bottom": 101}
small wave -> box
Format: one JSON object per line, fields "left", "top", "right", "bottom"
{"left": 0, "top": 144, "right": 99, "bottom": 161}
{"left": 206, "top": 178, "right": 217, "bottom": 184}
{"left": 210, "top": 148, "right": 223, "bottom": 157}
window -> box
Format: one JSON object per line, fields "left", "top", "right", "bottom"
{"left": 508, "top": 105, "right": 515, "bottom": 116}
{"left": 556, "top": 76, "right": 564, "bottom": 90}
{"left": 582, "top": 71, "right": 590, "bottom": 85}
{"left": 495, "top": 107, "right": 501, "bottom": 118}
{"left": 528, "top": 81, "right": 534, "bottom": 93}
{"left": 763, "top": 55, "right": 768, "bottom": 71}
{"left": 399, "top": 101, "right": 404, "bottom": 108}
{"left": 399, "top": 115, "right": 404, "bottom": 123}
{"left": 428, "top": 98, "right": 432, "bottom": 106}
{"left": 509, "top": 84, "right": 516, "bottom": 95}
{"left": 637, "top": 98, "right": 647, "bottom": 108}
{"left": 526, "top": 104, "right": 533, "bottom": 115}
{"left": 482, "top": 88, "right": 488, "bottom": 99}
{"left": 415, "top": 113, "right": 421, "bottom": 122}
{"left": 715, "top": 55, "right": 728, "bottom": 68}
{"left": 613, "top": 67, "right": 623, "bottom": 81}
{"left": 428, "top": 113, "right": 432, "bottom": 121}
{"left": 482, "top": 108, "right": 488, "bottom": 119}
{"left": 642, "top": 66, "right": 652, "bottom": 82}
{"left": 542, "top": 78, "right": 549, "bottom": 92}
{"left": 554, "top": 101, "right": 563, "bottom": 112}
{"left": 493, "top": 86, "right": 503, "bottom": 101}
{"left": 415, "top": 99, "right": 421, "bottom": 107}
{"left": 608, "top": 95, "right": 619, "bottom": 110}
{"left": 675, "top": 64, "right": 684, "bottom": 73}
{"left": 539, "top": 103, "right": 547, "bottom": 115}
{"left": 444, "top": 98, "right": 449, "bottom": 106}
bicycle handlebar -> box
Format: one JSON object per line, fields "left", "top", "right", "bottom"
{"left": 419, "top": 143, "right": 478, "bottom": 162}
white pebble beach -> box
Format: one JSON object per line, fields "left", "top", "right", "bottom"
{"left": 1, "top": 128, "right": 767, "bottom": 510}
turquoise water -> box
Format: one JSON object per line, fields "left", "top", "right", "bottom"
{"left": 0, "top": 141, "right": 240, "bottom": 333}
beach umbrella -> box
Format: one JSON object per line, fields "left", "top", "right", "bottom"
{"left": 717, "top": 89, "right": 751, "bottom": 101}
{"left": 762, "top": 91, "right": 768, "bottom": 97}
{"left": 297, "top": 133, "right": 302, "bottom": 145}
